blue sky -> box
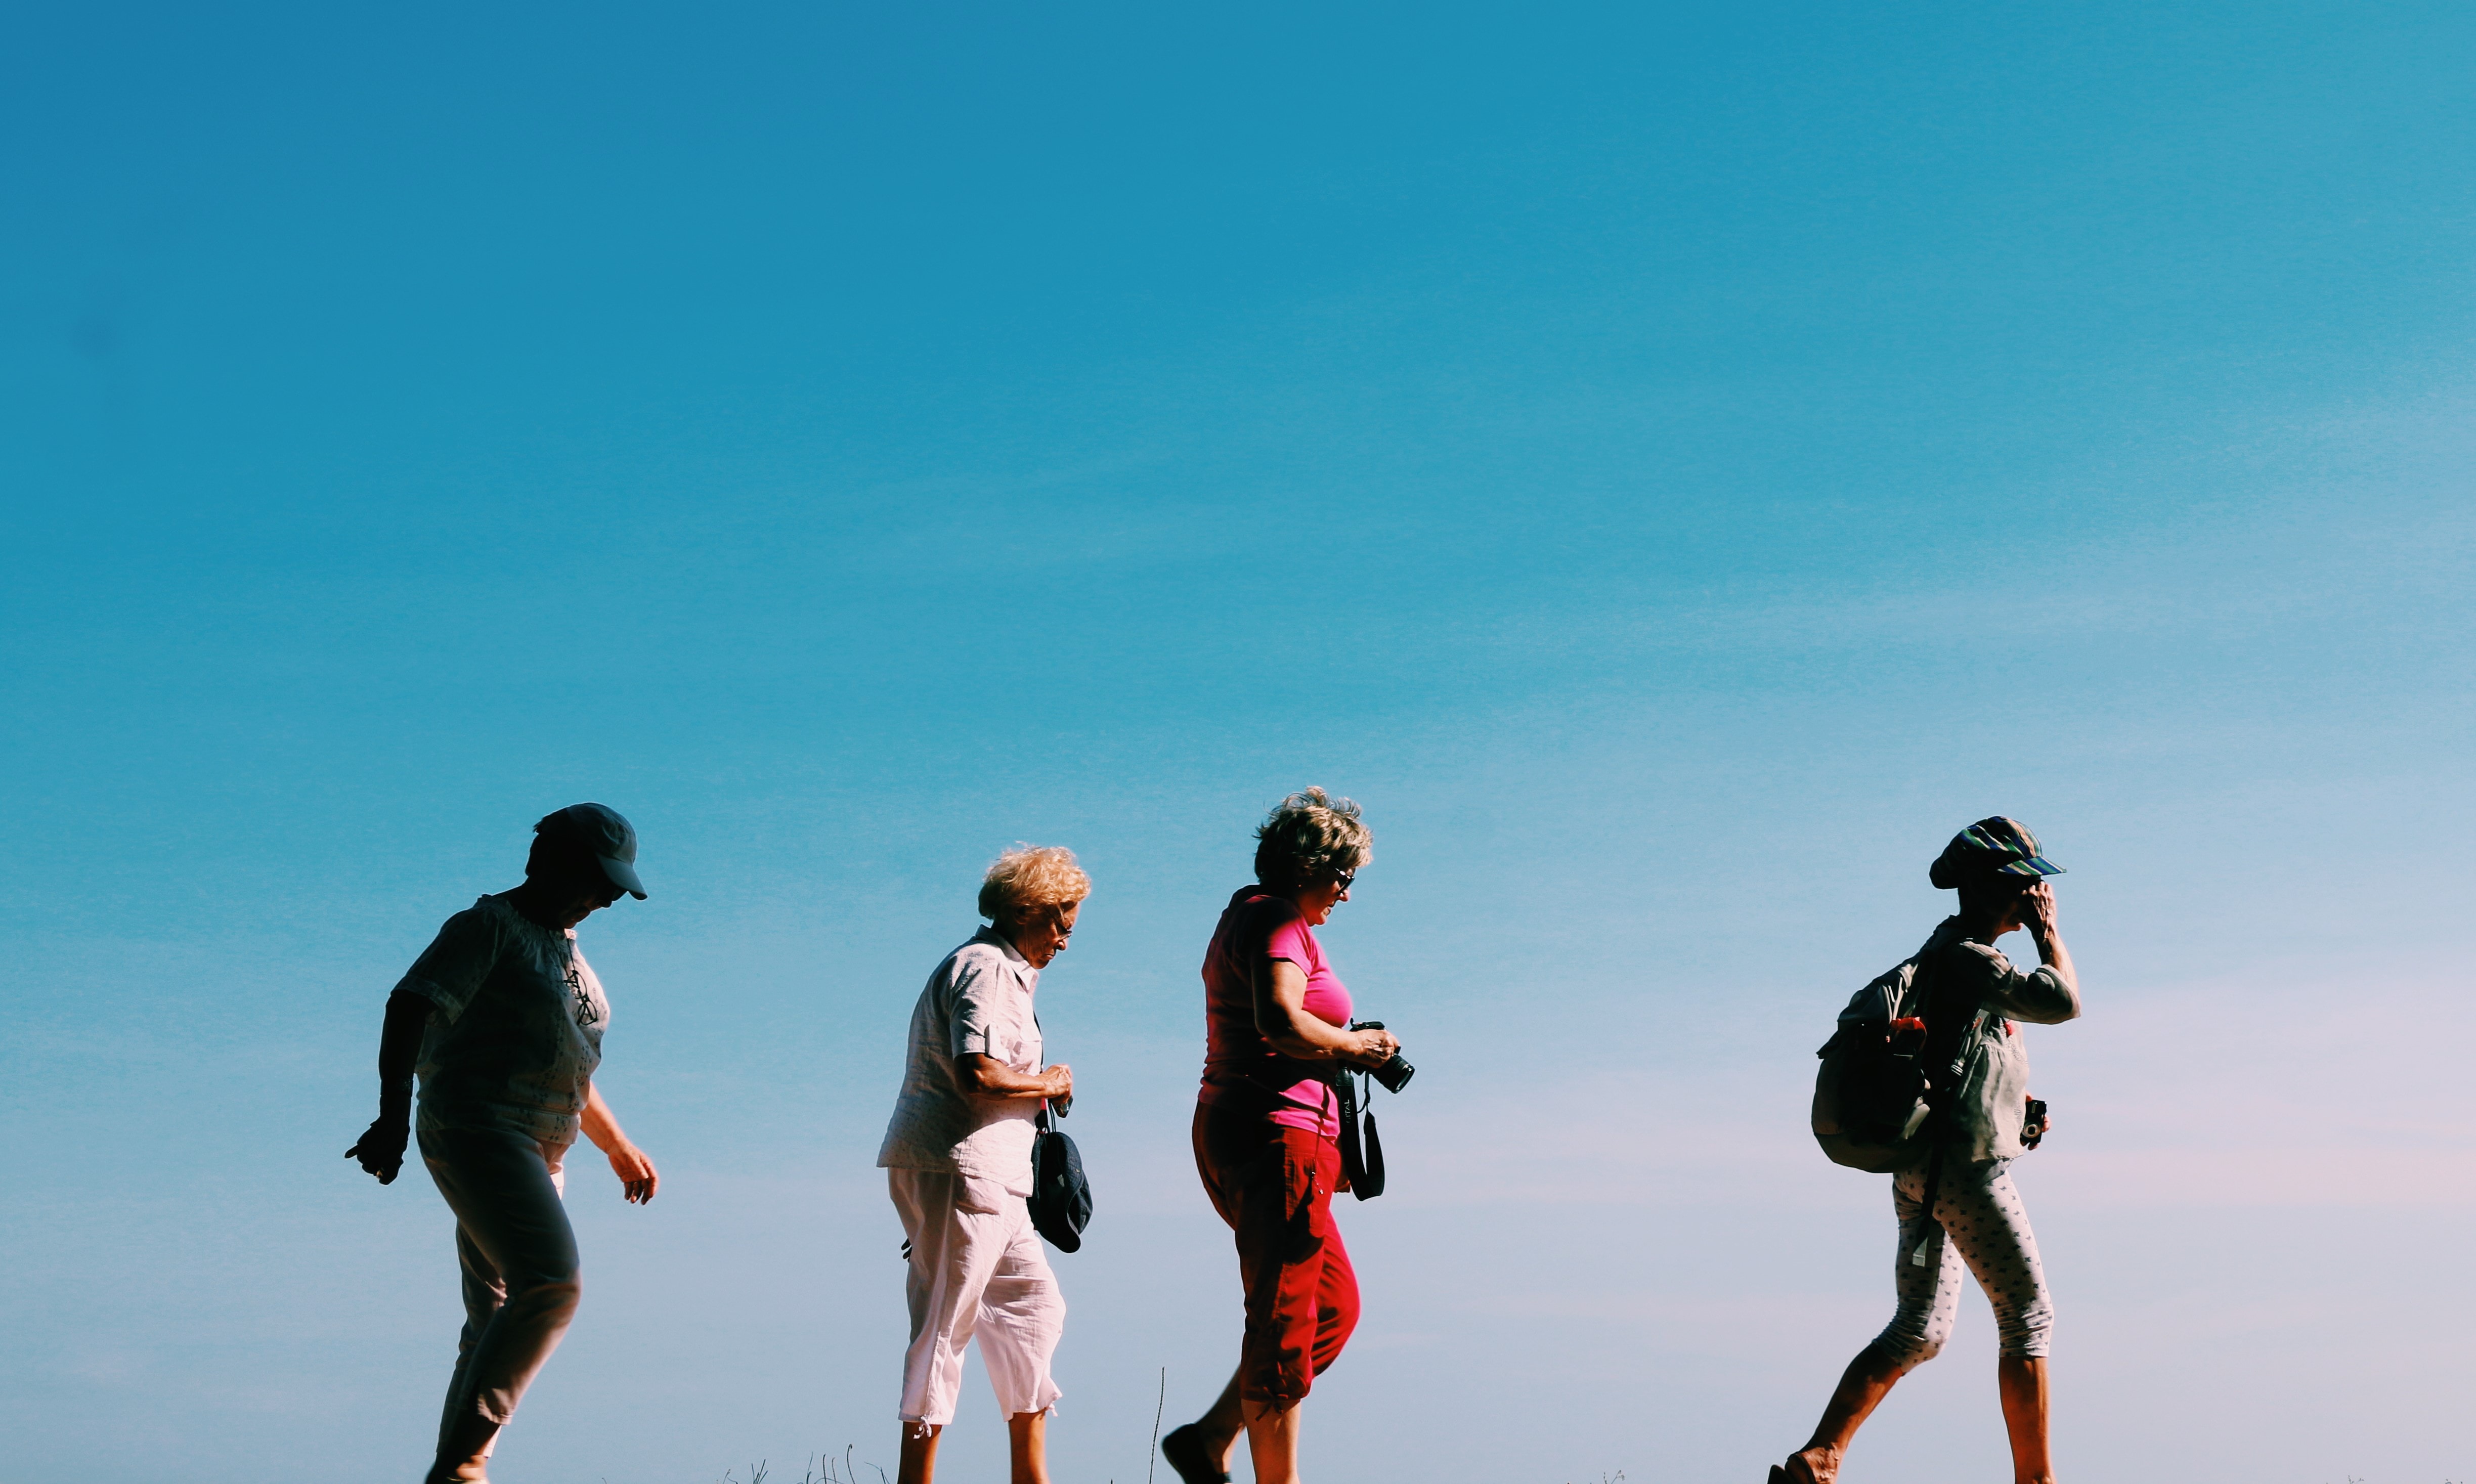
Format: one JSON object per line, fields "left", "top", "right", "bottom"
{"left": 4, "top": 4, "right": 2472, "bottom": 1481}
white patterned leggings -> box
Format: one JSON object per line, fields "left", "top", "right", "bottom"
{"left": 1874, "top": 1157, "right": 2052, "bottom": 1371}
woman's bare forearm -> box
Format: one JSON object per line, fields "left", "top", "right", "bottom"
{"left": 580, "top": 1082, "right": 633, "bottom": 1153}
{"left": 960, "top": 1053, "right": 1070, "bottom": 1101}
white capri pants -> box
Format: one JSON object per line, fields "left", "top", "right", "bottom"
{"left": 888, "top": 1168, "right": 1066, "bottom": 1427}
{"left": 1875, "top": 1156, "right": 2053, "bottom": 1370}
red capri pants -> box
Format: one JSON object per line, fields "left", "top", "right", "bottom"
{"left": 1193, "top": 1100, "right": 1361, "bottom": 1406}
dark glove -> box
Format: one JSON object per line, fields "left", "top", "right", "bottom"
{"left": 346, "top": 1114, "right": 411, "bottom": 1184}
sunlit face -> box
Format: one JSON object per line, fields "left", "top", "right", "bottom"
{"left": 1296, "top": 866, "right": 1355, "bottom": 926}
{"left": 1010, "top": 899, "right": 1081, "bottom": 968}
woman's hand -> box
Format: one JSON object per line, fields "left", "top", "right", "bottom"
{"left": 345, "top": 1113, "right": 410, "bottom": 1184}
{"left": 2021, "top": 880, "right": 2059, "bottom": 940}
{"left": 579, "top": 1082, "right": 656, "bottom": 1203}
{"left": 603, "top": 1140, "right": 659, "bottom": 1204}
{"left": 1340, "top": 1026, "right": 1399, "bottom": 1069}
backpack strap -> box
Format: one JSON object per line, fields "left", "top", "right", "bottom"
{"left": 1909, "top": 944, "right": 1994, "bottom": 1264}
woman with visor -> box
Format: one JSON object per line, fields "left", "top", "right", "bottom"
{"left": 1772, "top": 817, "right": 2082, "bottom": 1484}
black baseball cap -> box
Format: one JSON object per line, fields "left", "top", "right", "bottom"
{"left": 535, "top": 803, "right": 647, "bottom": 899}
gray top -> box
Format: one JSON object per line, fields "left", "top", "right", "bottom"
{"left": 877, "top": 928, "right": 1046, "bottom": 1190}
{"left": 396, "top": 893, "right": 610, "bottom": 1147}
{"left": 1840, "top": 916, "right": 2080, "bottom": 1162}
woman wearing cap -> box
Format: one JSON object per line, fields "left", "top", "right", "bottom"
{"left": 1160, "top": 790, "right": 1400, "bottom": 1484}
{"left": 878, "top": 846, "right": 1089, "bottom": 1484}
{"left": 345, "top": 803, "right": 662, "bottom": 1484}
{"left": 1770, "top": 817, "right": 2081, "bottom": 1484}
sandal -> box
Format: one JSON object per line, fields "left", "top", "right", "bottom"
{"left": 1159, "top": 1424, "right": 1230, "bottom": 1484}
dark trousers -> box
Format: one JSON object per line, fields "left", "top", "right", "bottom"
{"left": 419, "top": 1127, "right": 584, "bottom": 1453}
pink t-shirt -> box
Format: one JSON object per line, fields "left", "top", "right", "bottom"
{"left": 1199, "top": 885, "right": 1353, "bottom": 1137}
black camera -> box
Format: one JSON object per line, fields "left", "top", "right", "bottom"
{"left": 2021, "top": 1097, "right": 2049, "bottom": 1150}
{"left": 1349, "top": 1021, "right": 1415, "bottom": 1094}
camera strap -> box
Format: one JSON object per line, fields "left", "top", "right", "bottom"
{"left": 1329, "top": 1069, "right": 1386, "bottom": 1200}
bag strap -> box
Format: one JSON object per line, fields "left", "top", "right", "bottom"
{"left": 1910, "top": 944, "right": 1994, "bottom": 1264}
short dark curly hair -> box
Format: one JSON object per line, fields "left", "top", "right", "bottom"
{"left": 1252, "top": 788, "right": 1372, "bottom": 891}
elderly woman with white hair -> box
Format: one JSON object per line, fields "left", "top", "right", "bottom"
{"left": 877, "top": 846, "right": 1091, "bottom": 1484}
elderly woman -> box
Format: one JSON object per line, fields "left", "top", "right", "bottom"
{"left": 1160, "top": 790, "right": 1400, "bottom": 1484}
{"left": 877, "top": 845, "right": 1090, "bottom": 1484}
{"left": 344, "top": 803, "right": 662, "bottom": 1484}
{"left": 1772, "top": 817, "right": 2083, "bottom": 1484}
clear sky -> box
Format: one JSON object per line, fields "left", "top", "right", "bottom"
{"left": 4, "top": 4, "right": 2471, "bottom": 1481}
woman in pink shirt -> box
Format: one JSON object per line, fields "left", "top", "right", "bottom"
{"left": 1160, "top": 790, "right": 1400, "bottom": 1484}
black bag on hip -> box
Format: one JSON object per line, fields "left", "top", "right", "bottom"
{"left": 1029, "top": 1101, "right": 1093, "bottom": 1252}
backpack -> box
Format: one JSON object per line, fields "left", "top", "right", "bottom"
{"left": 1811, "top": 949, "right": 1989, "bottom": 1173}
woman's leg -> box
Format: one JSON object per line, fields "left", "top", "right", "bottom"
{"left": 1163, "top": 1107, "right": 1251, "bottom": 1480}
{"left": 890, "top": 1170, "right": 1016, "bottom": 1445}
{"left": 421, "top": 1134, "right": 582, "bottom": 1481}
{"left": 1006, "top": 1410, "right": 1051, "bottom": 1484}
{"left": 418, "top": 1130, "right": 583, "bottom": 1484}
{"left": 1242, "top": 1395, "right": 1306, "bottom": 1484}
{"left": 895, "top": 1423, "right": 942, "bottom": 1484}
{"left": 1169, "top": 1369, "right": 1246, "bottom": 1475}
{"left": 1999, "top": 1357, "right": 2053, "bottom": 1484}
{"left": 1785, "top": 1166, "right": 1965, "bottom": 1482}
{"left": 1934, "top": 1162, "right": 2054, "bottom": 1484}
{"left": 1170, "top": 1108, "right": 1348, "bottom": 1483}
{"left": 978, "top": 1209, "right": 1065, "bottom": 1484}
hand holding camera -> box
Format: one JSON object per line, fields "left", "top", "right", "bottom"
{"left": 1346, "top": 1021, "right": 1415, "bottom": 1094}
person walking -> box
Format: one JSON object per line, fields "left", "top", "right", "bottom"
{"left": 878, "top": 846, "right": 1090, "bottom": 1484}
{"left": 1160, "top": 790, "right": 1400, "bottom": 1484}
{"left": 1771, "top": 817, "right": 2082, "bottom": 1484}
{"left": 345, "top": 803, "right": 662, "bottom": 1484}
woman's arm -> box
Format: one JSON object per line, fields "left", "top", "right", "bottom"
{"left": 960, "top": 1055, "right": 1072, "bottom": 1106}
{"left": 344, "top": 988, "right": 432, "bottom": 1184}
{"left": 2023, "top": 882, "right": 2075, "bottom": 997}
{"left": 580, "top": 1082, "right": 659, "bottom": 1204}
{"left": 1253, "top": 959, "right": 1398, "bottom": 1067}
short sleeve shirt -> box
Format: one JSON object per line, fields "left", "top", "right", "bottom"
{"left": 877, "top": 928, "right": 1047, "bottom": 1190}
{"left": 396, "top": 894, "right": 610, "bottom": 1147}
{"left": 1198, "top": 886, "right": 1353, "bottom": 1137}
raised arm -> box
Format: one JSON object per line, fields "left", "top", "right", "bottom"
{"left": 344, "top": 988, "right": 431, "bottom": 1184}
{"left": 1252, "top": 958, "right": 1397, "bottom": 1068}
{"left": 2022, "top": 881, "right": 2075, "bottom": 997}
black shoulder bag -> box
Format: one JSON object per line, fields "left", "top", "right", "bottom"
{"left": 1029, "top": 1100, "right": 1093, "bottom": 1251}
{"left": 1024, "top": 1009, "right": 1092, "bottom": 1250}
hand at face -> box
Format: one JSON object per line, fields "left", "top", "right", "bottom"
{"left": 605, "top": 1142, "right": 659, "bottom": 1204}
{"left": 346, "top": 1115, "right": 410, "bottom": 1184}
{"left": 2021, "top": 881, "right": 2059, "bottom": 938}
